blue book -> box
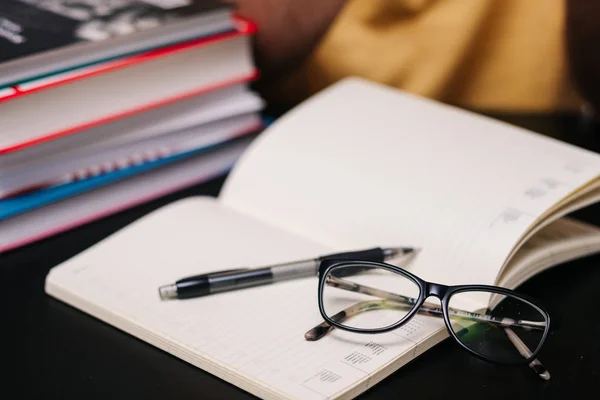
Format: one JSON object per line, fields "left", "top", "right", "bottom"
{"left": 0, "top": 141, "right": 226, "bottom": 221}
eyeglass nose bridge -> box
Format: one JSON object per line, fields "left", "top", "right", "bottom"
{"left": 424, "top": 282, "right": 449, "bottom": 299}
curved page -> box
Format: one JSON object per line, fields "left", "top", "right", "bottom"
{"left": 220, "top": 77, "right": 600, "bottom": 292}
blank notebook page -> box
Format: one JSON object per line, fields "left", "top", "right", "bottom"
{"left": 46, "top": 197, "right": 446, "bottom": 400}
{"left": 221, "top": 77, "right": 600, "bottom": 288}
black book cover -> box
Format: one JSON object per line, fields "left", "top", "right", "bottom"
{"left": 0, "top": 0, "right": 230, "bottom": 65}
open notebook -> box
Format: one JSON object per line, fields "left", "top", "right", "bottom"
{"left": 46, "top": 78, "right": 600, "bottom": 399}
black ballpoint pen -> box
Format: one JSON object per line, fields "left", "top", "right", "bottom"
{"left": 158, "top": 246, "right": 417, "bottom": 300}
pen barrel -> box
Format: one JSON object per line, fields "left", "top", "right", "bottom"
{"left": 170, "top": 248, "right": 395, "bottom": 299}
{"left": 271, "top": 259, "right": 319, "bottom": 282}
{"left": 208, "top": 268, "right": 274, "bottom": 294}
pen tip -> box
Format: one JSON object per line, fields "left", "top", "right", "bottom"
{"left": 158, "top": 284, "right": 178, "bottom": 300}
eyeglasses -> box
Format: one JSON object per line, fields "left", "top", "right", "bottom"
{"left": 305, "top": 260, "right": 551, "bottom": 380}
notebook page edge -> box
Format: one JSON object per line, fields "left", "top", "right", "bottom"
{"left": 496, "top": 181, "right": 600, "bottom": 284}
{"left": 497, "top": 218, "right": 600, "bottom": 289}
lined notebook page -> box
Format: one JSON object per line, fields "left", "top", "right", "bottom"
{"left": 221, "top": 77, "right": 600, "bottom": 289}
{"left": 46, "top": 198, "right": 447, "bottom": 400}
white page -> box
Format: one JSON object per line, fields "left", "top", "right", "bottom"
{"left": 46, "top": 197, "right": 447, "bottom": 400}
{"left": 221, "top": 77, "right": 600, "bottom": 290}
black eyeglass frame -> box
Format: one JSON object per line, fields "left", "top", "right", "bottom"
{"left": 317, "top": 260, "right": 551, "bottom": 366}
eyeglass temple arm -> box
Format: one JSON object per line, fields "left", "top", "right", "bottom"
{"left": 305, "top": 298, "right": 399, "bottom": 341}
{"left": 325, "top": 275, "right": 546, "bottom": 331}
{"left": 504, "top": 328, "right": 550, "bottom": 380}
{"left": 304, "top": 296, "right": 512, "bottom": 342}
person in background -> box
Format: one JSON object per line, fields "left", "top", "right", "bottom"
{"left": 229, "top": 0, "right": 600, "bottom": 119}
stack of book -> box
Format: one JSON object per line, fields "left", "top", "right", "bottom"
{"left": 0, "top": 0, "right": 263, "bottom": 253}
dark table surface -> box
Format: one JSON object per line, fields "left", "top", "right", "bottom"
{"left": 2, "top": 112, "right": 600, "bottom": 399}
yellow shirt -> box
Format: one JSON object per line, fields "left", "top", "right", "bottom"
{"left": 270, "top": 0, "right": 583, "bottom": 113}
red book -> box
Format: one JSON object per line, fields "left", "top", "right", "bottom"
{"left": 0, "top": 17, "right": 258, "bottom": 155}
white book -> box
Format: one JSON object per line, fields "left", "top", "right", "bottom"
{"left": 45, "top": 78, "right": 600, "bottom": 399}
{"left": 0, "top": 84, "right": 263, "bottom": 198}
{"left": 0, "top": 21, "right": 256, "bottom": 156}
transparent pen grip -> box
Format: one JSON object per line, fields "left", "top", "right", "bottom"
{"left": 271, "top": 260, "right": 319, "bottom": 282}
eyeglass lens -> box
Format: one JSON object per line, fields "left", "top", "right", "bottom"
{"left": 321, "top": 264, "right": 421, "bottom": 330}
{"left": 448, "top": 290, "right": 547, "bottom": 363}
